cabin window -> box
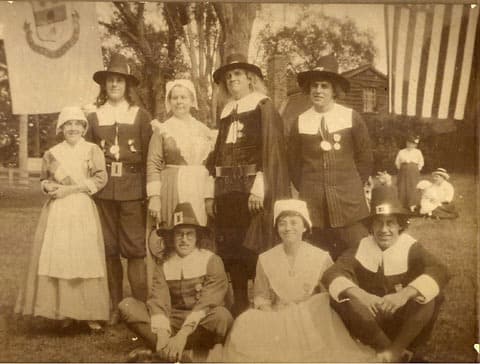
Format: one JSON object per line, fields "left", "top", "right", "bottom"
{"left": 363, "top": 87, "right": 377, "bottom": 112}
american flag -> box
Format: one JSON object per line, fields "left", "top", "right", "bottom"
{"left": 385, "top": 4, "right": 479, "bottom": 121}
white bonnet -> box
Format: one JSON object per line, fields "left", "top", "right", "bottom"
{"left": 56, "top": 106, "right": 88, "bottom": 134}
{"left": 165, "top": 79, "right": 198, "bottom": 113}
{"left": 273, "top": 199, "right": 312, "bottom": 229}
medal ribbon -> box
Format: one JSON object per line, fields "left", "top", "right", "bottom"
{"left": 319, "top": 115, "right": 329, "bottom": 140}
{"left": 114, "top": 122, "right": 120, "bottom": 161}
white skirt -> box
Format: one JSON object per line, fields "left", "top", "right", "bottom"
{"left": 223, "top": 293, "right": 376, "bottom": 362}
{"left": 37, "top": 192, "right": 105, "bottom": 279}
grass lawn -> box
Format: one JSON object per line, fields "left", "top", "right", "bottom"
{"left": 0, "top": 174, "right": 478, "bottom": 362}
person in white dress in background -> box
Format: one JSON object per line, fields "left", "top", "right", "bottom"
{"left": 15, "top": 106, "right": 109, "bottom": 332}
{"left": 222, "top": 199, "right": 376, "bottom": 362}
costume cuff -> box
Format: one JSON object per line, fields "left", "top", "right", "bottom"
{"left": 253, "top": 296, "right": 272, "bottom": 309}
{"left": 151, "top": 119, "right": 162, "bottom": 132}
{"left": 329, "top": 276, "right": 358, "bottom": 302}
{"left": 84, "top": 179, "right": 98, "bottom": 195}
{"left": 408, "top": 274, "right": 440, "bottom": 304}
{"left": 146, "top": 180, "right": 162, "bottom": 197}
{"left": 40, "top": 180, "right": 50, "bottom": 194}
{"left": 250, "top": 172, "right": 264, "bottom": 201}
{"left": 182, "top": 310, "right": 206, "bottom": 331}
{"left": 150, "top": 313, "right": 171, "bottom": 334}
{"left": 204, "top": 175, "right": 214, "bottom": 199}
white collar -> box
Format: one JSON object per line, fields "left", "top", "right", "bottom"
{"left": 96, "top": 100, "right": 139, "bottom": 126}
{"left": 298, "top": 103, "right": 352, "bottom": 134}
{"left": 355, "top": 233, "right": 417, "bottom": 276}
{"left": 220, "top": 91, "right": 268, "bottom": 119}
{"left": 162, "top": 248, "right": 213, "bottom": 280}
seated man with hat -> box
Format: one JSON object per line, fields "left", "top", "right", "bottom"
{"left": 322, "top": 185, "right": 450, "bottom": 362}
{"left": 119, "top": 202, "right": 233, "bottom": 362}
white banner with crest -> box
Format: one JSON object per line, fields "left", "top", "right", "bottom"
{"left": 0, "top": 1, "right": 103, "bottom": 114}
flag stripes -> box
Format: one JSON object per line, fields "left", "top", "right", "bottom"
{"left": 385, "top": 4, "right": 479, "bottom": 121}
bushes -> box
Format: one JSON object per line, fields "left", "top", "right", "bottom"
{"left": 364, "top": 113, "right": 478, "bottom": 175}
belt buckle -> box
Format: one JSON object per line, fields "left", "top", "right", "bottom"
{"left": 111, "top": 162, "right": 123, "bottom": 177}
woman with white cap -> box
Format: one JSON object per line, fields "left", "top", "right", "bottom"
{"left": 417, "top": 168, "right": 458, "bottom": 219}
{"left": 146, "top": 80, "right": 217, "bottom": 288}
{"left": 222, "top": 199, "right": 375, "bottom": 362}
{"left": 15, "top": 106, "right": 109, "bottom": 332}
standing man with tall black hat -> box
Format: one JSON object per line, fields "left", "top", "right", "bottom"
{"left": 288, "top": 54, "right": 373, "bottom": 260}
{"left": 206, "top": 53, "right": 290, "bottom": 316}
{"left": 85, "top": 53, "right": 152, "bottom": 325}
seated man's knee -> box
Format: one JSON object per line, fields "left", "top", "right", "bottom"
{"left": 334, "top": 300, "right": 382, "bottom": 339}
{"left": 210, "top": 306, "right": 234, "bottom": 336}
{"left": 118, "top": 296, "right": 147, "bottom": 323}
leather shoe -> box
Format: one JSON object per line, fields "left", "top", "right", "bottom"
{"left": 127, "top": 347, "right": 153, "bottom": 363}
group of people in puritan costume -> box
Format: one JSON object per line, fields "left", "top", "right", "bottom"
{"left": 15, "top": 52, "right": 450, "bottom": 363}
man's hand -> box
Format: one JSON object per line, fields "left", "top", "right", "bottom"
{"left": 248, "top": 193, "right": 263, "bottom": 214}
{"left": 344, "top": 287, "right": 383, "bottom": 317}
{"left": 43, "top": 181, "right": 61, "bottom": 193}
{"left": 155, "top": 328, "right": 170, "bottom": 353}
{"left": 205, "top": 198, "right": 215, "bottom": 219}
{"left": 161, "top": 330, "right": 189, "bottom": 362}
{"left": 148, "top": 196, "right": 162, "bottom": 221}
{"left": 379, "top": 287, "right": 418, "bottom": 315}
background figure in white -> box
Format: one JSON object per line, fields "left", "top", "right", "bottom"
{"left": 222, "top": 199, "right": 375, "bottom": 362}
{"left": 416, "top": 168, "right": 458, "bottom": 219}
{"left": 146, "top": 79, "right": 216, "bottom": 290}
{"left": 15, "top": 107, "right": 109, "bottom": 332}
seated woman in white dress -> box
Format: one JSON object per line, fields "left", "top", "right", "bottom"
{"left": 417, "top": 168, "right": 458, "bottom": 219}
{"left": 222, "top": 199, "right": 376, "bottom": 362}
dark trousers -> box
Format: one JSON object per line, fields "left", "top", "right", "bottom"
{"left": 332, "top": 297, "right": 437, "bottom": 351}
{"left": 215, "top": 192, "right": 257, "bottom": 316}
{"left": 119, "top": 297, "right": 233, "bottom": 350}
{"left": 311, "top": 221, "right": 368, "bottom": 260}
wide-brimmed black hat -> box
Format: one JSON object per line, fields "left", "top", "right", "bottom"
{"left": 93, "top": 53, "right": 139, "bottom": 86}
{"left": 369, "top": 185, "right": 410, "bottom": 218}
{"left": 297, "top": 54, "right": 350, "bottom": 93}
{"left": 157, "top": 202, "right": 210, "bottom": 235}
{"left": 213, "top": 53, "right": 263, "bottom": 84}
{"left": 406, "top": 134, "right": 420, "bottom": 144}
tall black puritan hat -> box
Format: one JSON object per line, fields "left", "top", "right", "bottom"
{"left": 157, "top": 202, "right": 210, "bottom": 234}
{"left": 93, "top": 53, "right": 139, "bottom": 86}
{"left": 297, "top": 54, "right": 350, "bottom": 93}
{"left": 369, "top": 185, "right": 410, "bottom": 217}
{"left": 213, "top": 53, "right": 263, "bottom": 84}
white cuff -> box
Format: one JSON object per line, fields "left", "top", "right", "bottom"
{"left": 40, "top": 180, "right": 50, "bottom": 195}
{"left": 150, "top": 313, "right": 171, "bottom": 334}
{"left": 204, "top": 175, "right": 214, "bottom": 199}
{"left": 151, "top": 119, "right": 162, "bottom": 132}
{"left": 182, "top": 310, "right": 206, "bottom": 331}
{"left": 250, "top": 171, "right": 264, "bottom": 201}
{"left": 253, "top": 296, "right": 272, "bottom": 309}
{"left": 84, "top": 179, "right": 98, "bottom": 195}
{"left": 408, "top": 274, "right": 440, "bottom": 304}
{"left": 329, "top": 276, "right": 358, "bottom": 302}
{"left": 146, "top": 180, "right": 162, "bottom": 197}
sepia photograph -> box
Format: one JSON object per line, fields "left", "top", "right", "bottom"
{"left": 0, "top": 1, "right": 478, "bottom": 362}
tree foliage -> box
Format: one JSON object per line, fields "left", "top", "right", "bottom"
{"left": 257, "top": 11, "right": 377, "bottom": 72}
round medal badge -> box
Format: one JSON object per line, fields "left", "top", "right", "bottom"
{"left": 320, "top": 140, "right": 332, "bottom": 151}
{"left": 333, "top": 143, "right": 341, "bottom": 150}
{"left": 110, "top": 145, "right": 120, "bottom": 155}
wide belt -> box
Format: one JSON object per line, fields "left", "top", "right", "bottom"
{"left": 106, "top": 162, "right": 143, "bottom": 174}
{"left": 215, "top": 164, "right": 257, "bottom": 178}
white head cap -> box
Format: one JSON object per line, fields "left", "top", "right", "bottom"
{"left": 273, "top": 199, "right": 312, "bottom": 229}
{"left": 56, "top": 106, "right": 88, "bottom": 134}
{"left": 165, "top": 79, "right": 198, "bottom": 113}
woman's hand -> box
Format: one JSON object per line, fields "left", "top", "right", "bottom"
{"left": 248, "top": 193, "right": 263, "bottom": 214}
{"left": 43, "top": 181, "right": 61, "bottom": 193}
{"left": 48, "top": 185, "right": 75, "bottom": 199}
{"left": 148, "top": 196, "right": 162, "bottom": 221}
